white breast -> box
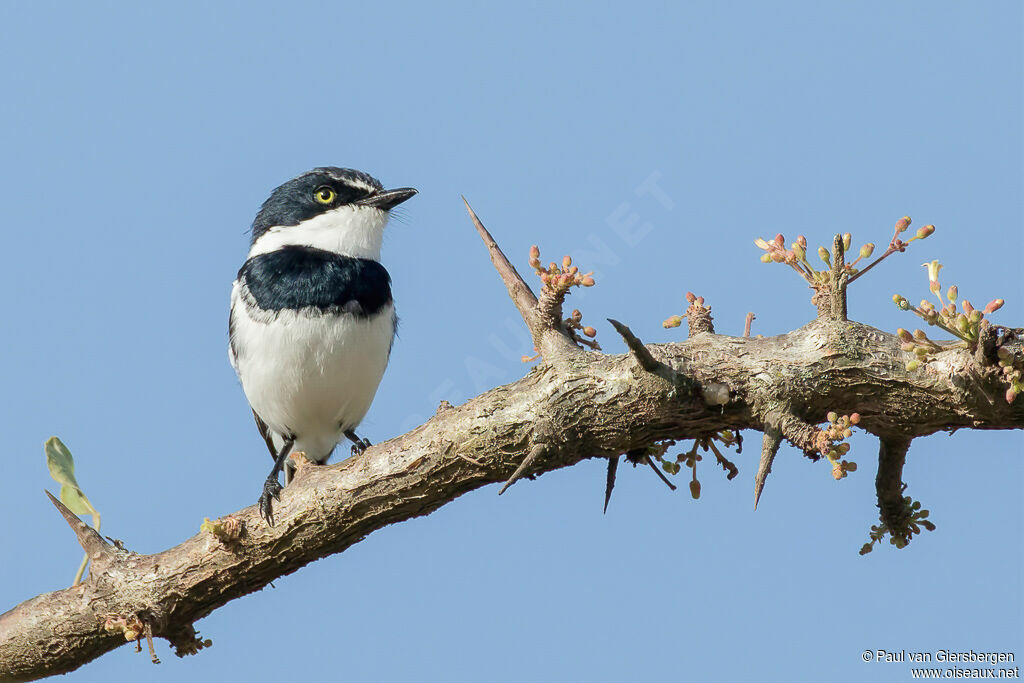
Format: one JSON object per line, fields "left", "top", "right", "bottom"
{"left": 230, "top": 281, "right": 395, "bottom": 463}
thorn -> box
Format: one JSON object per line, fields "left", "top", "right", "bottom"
{"left": 603, "top": 456, "right": 619, "bottom": 513}
{"left": 754, "top": 427, "right": 782, "bottom": 509}
{"left": 607, "top": 319, "right": 663, "bottom": 373}
{"left": 498, "top": 444, "right": 546, "bottom": 495}
{"left": 463, "top": 197, "right": 539, "bottom": 326}
{"left": 45, "top": 490, "right": 110, "bottom": 558}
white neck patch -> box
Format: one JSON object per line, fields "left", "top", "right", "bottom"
{"left": 248, "top": 205, "right": 389, "bottom": 261}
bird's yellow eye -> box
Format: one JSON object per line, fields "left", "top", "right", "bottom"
{"left": 313, "top": 186, "right": 337, "bottom": 204}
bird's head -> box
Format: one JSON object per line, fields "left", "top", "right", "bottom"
{"left": 248, "top": 167, "right": 417, "bottom": 260}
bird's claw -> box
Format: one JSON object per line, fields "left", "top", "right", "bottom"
{"left": 259, "top": 478, "right": 283, "bottom": 526}
{"left": 350, "top": 437, "right": 372, "bottom": 456}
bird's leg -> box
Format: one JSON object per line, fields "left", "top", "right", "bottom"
{"left": 259, "top": 435, "right": 295, "bottom": 526}
{"left": 344, "top": 429, "right": 371, "bottom": 455}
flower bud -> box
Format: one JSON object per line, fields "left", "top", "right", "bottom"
{"left": 906, "top": 360, "right": 921, "bottom": 371}
{"left": 581, "top": 275, "right": 595, "bottom": 287}
{"left": 754, "top": 238, "right": 770, "bottom": 250}
{"left": 571, "top": 308, "right": 582, "bottom": 322}
{"left": 946, "top": 285, "right": 957, "bottom": 302}
{"left": 562, "top": 255, "right": 572, "bottom": 269}
{"left": 859, "top": 243, "right": 875, "bottom": 259}
{"left": 689, "top": 479, "right": 701, "bottom": 499}
{"left": 818, "top": 246, "right": 830, "bottom": 265}
{"left": 685, "top": 291, "right": 696, "bottom": 303}
{"left": 969, "top": 310, "right": 983, "bottom": 324}
{"left": 957, "top": 315, "right": 970, "bottom": 334}
{"left": 760, "top": 253, "right": 772, "bottom": 263}
{"left": 792, "top": 243, "right": 806, "bottom": 260}
{"left": 916, "top": 224, "right": 935, "bottom": 239}
{"left": 774, "top": 234, "right": 785, "bottom": 247}
{"left": 900, "top": 342, "right": 916, "bottom": 352}
{"left": 797, "top": 235, "right": 807, "bottom": 248}
{"left": 832, "top": 463, "right": 845, "bottom": 480}
{"left": 913, "top": 329, "right": 928, "bottom": 341}
{"left": 663, "top": 315, "right": 683, "bottom": 328}
{"left": 895, "top": 216, "right": 911, "bottom": 233}
{"left": 583, "top": 326, "right": 597, "bottom": 337}
{"left": 530, "top": 245, "right": 540, "bottom": 259}
{"left": 842, "top": 233, "right": 852, "bottom": 250}
{"left": 826, "top": 411, "right": 838, "bottom": 423}
{"left": 1008, "top": 388, "right": 1019, "bottom": 404}
{"left": 897, "top": 328, "right": 913, "bottom": 342}
{"left": 984, "top": 299, "right": 1004, "bottom": 314}
{"left": 849, "top": 413, "right": 861, "bottom": 425}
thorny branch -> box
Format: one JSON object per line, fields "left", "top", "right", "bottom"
{"left": 1, "top": 205, "right": 1022, "bottom": 682}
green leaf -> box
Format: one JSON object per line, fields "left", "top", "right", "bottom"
{"left": 45, "top": 436, "right": 95, "bottom": 517}
{"left": 45, "top": 436, "right": 80, "bottom": 489}
{"left": 60, "top": 484, "right": 93, "bottom": 516}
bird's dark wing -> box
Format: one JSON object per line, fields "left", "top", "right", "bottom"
{"left": 251, "top": 409, "right": 278, "bottom": 461}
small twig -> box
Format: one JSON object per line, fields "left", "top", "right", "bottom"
{"left": 707, "top": 440, "right": 738, "bottom": 480}
{"left": 645, "top": 457, "right": 678, "bottom": 491}
{"left": 143, "top": 620, "right": 160, "bottom": 664}
{"left": 754, "top": 424, "right": 782, "bottom": 509}
{"left": 830, "top": 234, "right": 848, "bottom": 321}
{"left": 607, "top": 319, "right": 663, "bottom": 373}
{"left": 744, "top": 312, "right": 755, "bottom": 338}
{"left": 498, "top": 444, "right": 546, "bottom": 495}
{"left": 603, "top": 455, "right": 619, "bottom": 513}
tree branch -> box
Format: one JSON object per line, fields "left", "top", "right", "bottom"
{"left": 3, "top": 218, "right": 1022, "bottom": 680}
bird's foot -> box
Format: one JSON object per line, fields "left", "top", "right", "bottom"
{"left": 259, "top": 477, "right": 283, "bottom": 526}
{"left": 345, "top": 430, "right": 372, "bottom": 456}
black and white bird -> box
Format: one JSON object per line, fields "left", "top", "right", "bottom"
{"left": 228, "top": 167, "right": 416, "bottom": 524}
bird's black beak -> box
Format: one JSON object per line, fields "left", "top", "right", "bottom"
{"left": 357, "top": 187, "right": 418, "bottom": 210}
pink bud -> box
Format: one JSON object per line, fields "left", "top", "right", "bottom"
{"left": 685, "top": 291, "right": 696, "bottom": 303}
{"left": 530, "top": 245, "right": 540, "bottom": 259}
{"left": 696, "top": 297, "right": 705, "bottom": 306}
{"left": 984, "top": 299, "right": 1005, "bottom": 314}
{"left": 797, "top": 235, "right": 807, "bottom": 248}
{"left": 849, "top": 413, "right": 861, "bottom": 425}
{"left": 1007, "top": 388, "right": 1018, "bottom": 404}
{"left": 583, "top": 326, "right": 597, "bottom": 337}
{"left": 540, "top": 273, "right": 549, "bottom": 284}
{"left": 571, "top": 309, "right": 582, "bottom": 322}
{"left": 962, "top": 300, "right": 974, "bottom": 314}
{"left": 581, "top": 276, "right": 595, "bottom": 287}
{"left": 916, "top": 224, "right": 935, "bottom": 239}
{"left": 897, "top": 328, "right": 913, "bottom": 342}
{"left": 562, "top": 255, "right": 572, "bottom": 269}
{"left": 895, "top": 216, "right": 912, "bottom": 233}
{"left": 774, "top": 234, "right": 785, "bottom": 247}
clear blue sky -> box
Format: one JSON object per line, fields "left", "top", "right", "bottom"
{"left": 1, "top": 3, "right": 1021, "bottom": 682}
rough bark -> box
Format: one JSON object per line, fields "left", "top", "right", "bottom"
{"left": 1, "top": 214, "right": 1021, "bottom": 681}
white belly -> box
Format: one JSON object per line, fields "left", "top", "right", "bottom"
{"left": 230, "top": 282, "right": 395, "bottom": 462}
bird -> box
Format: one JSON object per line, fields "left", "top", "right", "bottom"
{"left": 228, "top": 167, "right": 417, "bottom": 525}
